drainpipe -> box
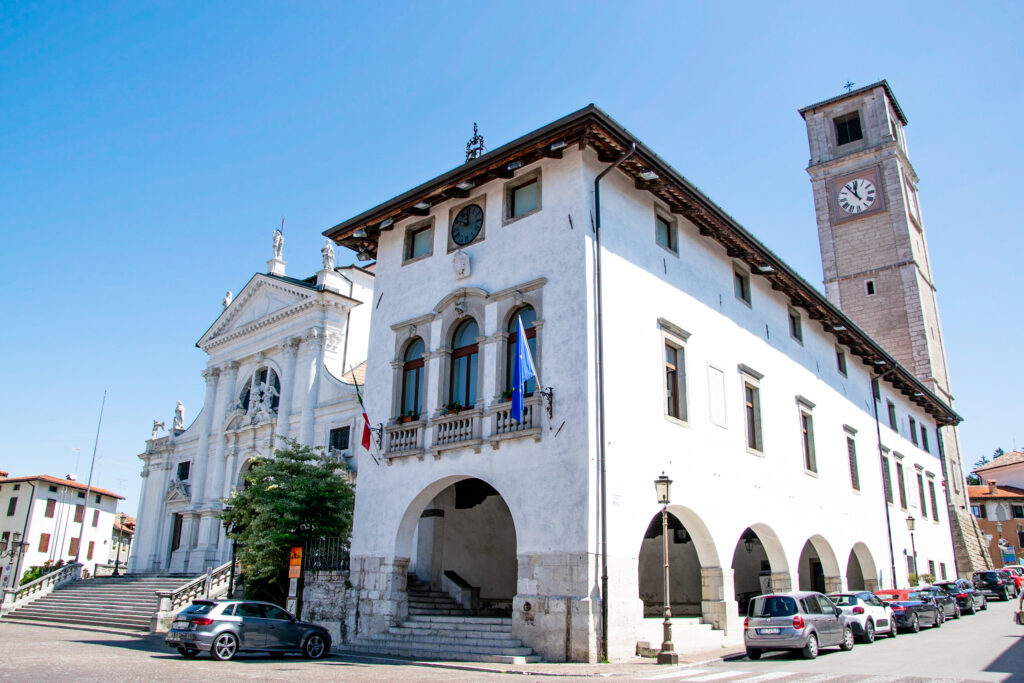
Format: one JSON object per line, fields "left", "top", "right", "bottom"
{"left": 593, "top": 142, "right": 635, "bottom": 661}
{"left": 871, "top": 367, "right": 897, "bottom": 589}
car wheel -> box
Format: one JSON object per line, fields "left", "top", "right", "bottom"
{"left": 211, "top": 632, "right": 239, "bottom": 661}
{"left": 966, "top": 599, "right": 976, "bottom": 615}
{"left": 861, "top": 619, "right": 876, "bottom": 644}
{"left": 953, "top": 605, "right": 961, "bottom": 619}
{"left": 910, "top": 613, "right": 920, "bottom": 633}
{"left": 980, "top": 597, "right": 987, "bottom": 611}
{"left": 747, "top": 649, "right": 762, "bottom": 660}
{"left": 840, "top": 626, "right": 855, "bottom": 651}
{"left": 177, "top": 647, "right": 198, "bottom": 659}
{"left": 933, "top": 611, "right": 943, "bottom": 628}
{"left": 801, "top": 633, "right": 819, "bottom": 660}
{"left": 889, "top": 620, "right": 898, "bottom": 638}
{"left": 1000, "top": 588, "right": 1009, "bottom": 601}
{"left": 303, "top": 633, "right": 328, "bottom": 660}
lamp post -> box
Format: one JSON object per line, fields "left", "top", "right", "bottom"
{"left": 112, "top": 518, "right": 125, "bottom": 576}
{"left": 223, "top": 505, "right": 238, "bottom": 599}
{"left": 906, "top": 516, "right": 918, "bottom": 583}
{"left": 654, "top": 473, "right": 678, "bottom": 665}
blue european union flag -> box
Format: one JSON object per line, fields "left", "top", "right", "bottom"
{"left": 511, "top": 315, "right": 537, "bottom": 424}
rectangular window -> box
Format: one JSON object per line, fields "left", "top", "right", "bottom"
{"left": 881, "top": 456, "right": 894, "bottom": 504}
{"left": 664, "top": 343, "right": 687, "bottom": 421}
{"left": 74, "top": 504, "right": 84, "bottom": 523}
{"left": 744, "top": 383, "right": 763, "bottom": 452}
{"left": 87, "top": 541, "right": 94, "bottom": 561}
{"left": 45, "top": 499, "right": 56, "bottom": 518}
{"left": 404, "top": 222, "right": 433, "bottom": 262}
{"left": 38, "top": 533, "right": 50, "bottom": 553}
{"left": 655, "top": 214, "right": 677, "bottom": 253}
{"left": 928, "top": 560, "right": 935, "bottom": 577}
{"left": 6, "top": 498, "right": 16, "bottom": 516}
{"left": 896, "top": 461, "right": 907, "bottom": 509}
{"left": 909, "top": 417, "right": 918, "bottom": 445}
{"left": 906, "top": 554, "right": 916, "bottom": 576}
{"left": 77, "top": 492, "right": 84, "bottom": 499}
{"left": 800, "top": 410, "right": 816, "bottom": 473}
{"left": 929, "top": 480, "right": 941, "bottom": 520}
{"left": 508, "top": 177, "right": 539, "bottom": 219}
{"left": 836, "top": 348, "right": 847, "bottom": 376}
{"left": 48, "top": 485, "right": 57, "bottom": 492}
{"left": 12, "top": 484, "right": 19, "bottom": 491}
{"left": 887, "top": 401, "right": 898, "bottom": 431}
{"left": 1, "top": 531, "right": 9, "bottom": 552}
{"left": 1012, "top": 504, "right": 1024, "bottom": 519}
{"left": 835, "top": 112, "right": 863, "bottom": 146}
{"left": 329, "top": 426, "right": 351, "bottom": 452}
{"left": 95, "top": 494, "right": 101, "bottom": 504}
{"left": 847, "top": 436, "right": 860, "bottom": 490}
{"left": 940, "top": 562, "right": 947, "bottom": 580}
{"left": 920, "top": 427, "right": 930, "bottom": 453}
{"left": 788, "top": 309, "right": 803, "bottom": 343}
{"left": 69, "top": 537, "right": 80, "bottom": 556}
{"left": 917, "top": 472, "right": 927, "bottom": 518}
{"left": 92, "top": 509, "right": 100, "bottom": 527}
{"left": 734, "top": 266, "right": 751, "bottom": 305}
{"left": 177, "top": 461, "right": 191, "bottom": 481}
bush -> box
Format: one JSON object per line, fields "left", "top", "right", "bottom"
{"left": 19, "top": 559, "right": 66, "bottom": 586}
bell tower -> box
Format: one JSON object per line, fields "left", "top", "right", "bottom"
{"left": 800, "top": 81, "right": 990, "bottom": 574}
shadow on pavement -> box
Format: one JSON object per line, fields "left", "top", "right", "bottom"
{"left": 986, "top": 634, "right": 1024, "bottom": 683}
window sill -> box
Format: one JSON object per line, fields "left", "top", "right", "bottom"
{"left": 664, "top": 414, "right": 689, "bottom": 428}
{"left": 502, "top": 207, "right": 541, "bottom": 227}
{"left": 746, "top": 447, "right": 765, "bottom": 458}
{"left": 656, "top": 242, "right": 679, "bottom": 258}
{"left": 735, "top": 296, "right": 752, "bottom": 308}
{"left": 804, "top": 469, "right": 819, "bottom": 478}
{"left": 402, "top": 253, "right": 432, "bottom": 267}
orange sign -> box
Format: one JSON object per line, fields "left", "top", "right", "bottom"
{"left": 289, "top": 547, "right": 303, "bottom": 566}
{"left": 288, "top": 565, "right": 301, "bottom": 579}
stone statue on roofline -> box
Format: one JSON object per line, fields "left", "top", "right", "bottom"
{"left": 151, "top": 420, "right": 165, "bottom": 439}
{"left": 173, "top": 401, "right": 185, "bottom": 430}
{"left": 222, "top": 290, "right": 233, "bottom": 307}
{"left": 322, "top": 239, "right": 335, "bottom": 270}
{"left": 273, "top": 227, "right": 284, "bottom": 260}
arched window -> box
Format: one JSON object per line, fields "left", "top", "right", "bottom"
{"left": 506, "top": 306, "right": 537, "bottom": 396}
{"left": 449, "top": 319, "right": 479, "bottom": 408}
{"left": 401, "top": 338, "right": 425, "bottom": 417}
{"left": 239, "top": 367, "right": 281, "bottom": 413}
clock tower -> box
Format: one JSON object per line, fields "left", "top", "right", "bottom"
{"left": 800, "top": 81, "right": 990, "bottom": 574}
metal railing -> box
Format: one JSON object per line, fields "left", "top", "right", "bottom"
{"left": 304, "top": 537, "right": 350, "bottom": 572}
{"left": 0, "top": 562, "right": 82, "bottom": 616}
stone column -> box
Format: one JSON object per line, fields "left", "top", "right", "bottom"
{"left": 127, "top": 463, "right": 152, "bottom": 573}
{"left": 154, "top": 461, "right": 175, "bottom": 571}
{"left": 768, "top": 571, "right": 793, "bottom": 592}
{"left": 299, "top": 328, "right": 325, "bottom": 446}
{"left": 188, "top": 367, "right": 223, "bottom": 506}
{"left": 275, "top": 337, "right": 301, "bottom": 440}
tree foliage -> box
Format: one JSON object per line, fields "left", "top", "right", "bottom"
{"left": 966, "top": 448, "right": 1004, "bottom": 486}
{"left": 219, "top": 439, "right": 354, "bottom": 602}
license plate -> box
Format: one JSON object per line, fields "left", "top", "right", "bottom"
{"left": 167, "top": 633, "right": 181, "bottom": 642}
{"left": 758, "top": 628, "right": 780, "bottom": 634}
{"left": 172, "top": 621, "right": 189, "bottom": 630}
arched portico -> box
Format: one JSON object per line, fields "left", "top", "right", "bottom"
{"left": 798, "top": 535, "right": 842, "bottom": 593}
{"left": 846, "top": 542, "right": 879, "bottom": 591}
{"left": 730, "top": 523, "right": 792, "bottom": 615}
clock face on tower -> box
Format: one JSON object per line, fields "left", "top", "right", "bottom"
{"left": 451, "top": 204, "right": 484, "bottom": 246}
{"left": 837, "top": 178, "right": 876, "bottom": 214}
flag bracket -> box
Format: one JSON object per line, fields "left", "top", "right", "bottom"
{"left": 539, "top": 386, "right": 554, "bottom": 421}
{"left": 369, "top": 423, "right": 384, "bottom": 452}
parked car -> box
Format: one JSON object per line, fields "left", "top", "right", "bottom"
{"left": 917, "top": 586, "right": 960, "bottom": 620}
{"left": 874, "top": 589, "right": 942, "bottom": 632}
{"left": 827, "top": 591, "right": 897, "bottom": 642}
{"left": 933, "top": 578, "right": 987, "bottom": 615}
{"left": 744, "top": 592, "right": 855, "bottom": 660}
{"left": 972, "top": 570, "right": 1018, "bottom": 601}
{"left": 165, "top": 600, "right": 331, "bottom": 660}
{"left": 1002, "top": 566, "right": 1024, "bottom": 592}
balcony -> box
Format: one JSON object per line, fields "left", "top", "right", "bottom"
{"left": 430, "top": 408, "right": 482, "bottom": 458}
{"left": 488, "top": 396, "right": 542, "bottom": 449}
{"left": 384, "top": 420, "right": 425, "bottom": 462}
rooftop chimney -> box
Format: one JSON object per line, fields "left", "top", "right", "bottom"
{"left": 988, "top": 480, "right": 998, "bottom": 494}
{"left": 0, "top": 471, "right": 7, "bottom": 479}
{"left": 66, "top": 473, "right": 77, "bottom": 481}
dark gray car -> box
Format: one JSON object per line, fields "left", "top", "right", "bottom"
{"left": 165, "top": 600, "right": 331, "bottom": 660}
{"left": 744, "top": 591, "right": 855, "bottom": 660}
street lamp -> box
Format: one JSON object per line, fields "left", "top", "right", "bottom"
{"left": 906, "top": 516, "right": 918, "bottom": 582}
{"left": 222, "top": 505, "right": 239, "bottom": 599}
{"left": 1, "top": 533, "right": 27, "bottom": 589}
{"left": 112, "top": 516, "right": 125, "bottom": 576}
{"left": 654, "top": 473, "right": 678, "bottom": 665}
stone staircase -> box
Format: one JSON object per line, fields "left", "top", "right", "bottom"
{"left": 2, "top": 575, "right": 193, "bottom": 631}
{"left": 339, "top": 574, "right": 540, "bottom": 663}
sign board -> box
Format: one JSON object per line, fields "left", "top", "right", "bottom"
{"left": 289, "top": 547, "right": 303, "bottom": 566}
{"left": 1002, "top": 546, "right": 1017, "bottom": 564}
{"left": 288, "top": 564, "right": 301, "bottom": 579}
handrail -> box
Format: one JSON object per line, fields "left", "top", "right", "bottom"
{"left": 155, "top": 561, "right": 233, "bottom": 615}
{"left": 1, "top": 562, "right": 82, "bottom": 615}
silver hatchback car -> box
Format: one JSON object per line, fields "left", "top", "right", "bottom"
{"left": 165, "top": 599, "right": 331, "bottom": 660}
{"left": 744, "top": 591, "right": 854, "bottom": 660}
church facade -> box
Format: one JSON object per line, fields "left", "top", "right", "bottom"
{"left": 324, "top": 99, "right": 961, "bottom": 661}
{"left": 128, "top": 243, "right": 373, "bottom": 575}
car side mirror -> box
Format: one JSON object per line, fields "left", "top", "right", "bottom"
{"left": 835, "top": 606, "right": 841, "bottom": 617}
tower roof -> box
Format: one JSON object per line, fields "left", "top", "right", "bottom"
{"left": 798, "top": 80, "right": 908, "bottom": 125}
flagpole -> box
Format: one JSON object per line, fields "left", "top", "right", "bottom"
{"left": 74, "top": 390, "right": 106, "bottom": 566}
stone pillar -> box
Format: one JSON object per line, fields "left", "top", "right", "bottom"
{"left": 299, "top": 328, "right": 325, "bottom": 446}
{"left": 276, "top": 337, "right": 301, "bottom": 440}
{"left": 864, "top": 577, "right": 880, "bottom": 591}
{"left": 188, "top": 367, "right": 223, "bottom": 506}
{"left": 348, "top": 555, "right": 410, "bottom": 638}
{"left": 768, "top": 572, "right": 793, "bottom": 592}
{"left": 824, "top": 575, "right": 843, "bottom": 593}
{"left": 153, "top": 461, "right": 175, "bottom": 571}
{"left": 700, "top": 566, "right": 738, "bottom": 634}
{"left": 414, "top": 508, "right": 445, "bottom": 590}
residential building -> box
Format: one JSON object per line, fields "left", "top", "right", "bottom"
{"left": 323, "top": 102, "right": 959, "bottom": 661}
{"left": 0, "top": 472, "right": 123, "bottom": 586}
{"left": 109, "top": 512, "right": 135, "bottom": 568}
{"left": 970, "top": 450, "right": 1024, "bottom": 567}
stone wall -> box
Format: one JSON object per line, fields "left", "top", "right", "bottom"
{"left": 301, "top": 570, "right": 351, "bottom": 646}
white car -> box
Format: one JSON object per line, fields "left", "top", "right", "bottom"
{"left": 827, "top": 591, "right": 897, "bottom": 642}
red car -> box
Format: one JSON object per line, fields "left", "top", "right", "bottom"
{"left": 1000, "top": 566, "right": 1024, "bottom": 592}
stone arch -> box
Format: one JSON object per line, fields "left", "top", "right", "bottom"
{"left": 846, "top": 542, "right": 879, "bottom": 591}
{"left": 730, "top": 523, "right": 792, "bottom": 615}
{"left": 636, "top": 505, "right": 728, "bottom": 630}
{"left": 798, "top": 534, "right": 842, "bottom": 593}
{"left": 234, "top": 454, "right": 260, "bottom": 490}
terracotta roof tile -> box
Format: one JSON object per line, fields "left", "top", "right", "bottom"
{"left": 975, "top": 450, "right": 1024, "bottom": 473}
{"left": 967, "top": 484, "right": 1024, "bottom": 500}
{"left": 0, "top": 474, "right": 124, "bottom": 500}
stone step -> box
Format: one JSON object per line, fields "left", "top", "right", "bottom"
{"left": 400, "top": 620, "right": 511, "bottom": 635}
{"left": 3, "top": 614, "right": 150, "bottom": 630}
{"left": 382, "top": 629, "right": 522, "bottom": 648}
{"left": 408, "top": 607, "right": 466, "bottom": 616}
{"left": 11, "top": 607, "right": 153, "bottom": 621}
{"left": 407, "top": 615, "right": 512, "bottom": 626}
{"left": 340, "top": 641, "right": 540, "bottom": 663}
{"left": 32, "top": 595, "right": 159, "bottom": 605}
{"left": 360, "top": 635, "right": 532, "bottom": 657}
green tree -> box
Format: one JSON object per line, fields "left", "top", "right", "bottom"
{"left": 966, "top": 448, "right": 1004, "bottom": 486}
{"left": 219, "top": 439, "right": 354, "bottom": 604}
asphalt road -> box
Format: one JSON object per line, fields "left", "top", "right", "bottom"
{"left": 0, "top": 598, "right": 1020, "bottom": 682}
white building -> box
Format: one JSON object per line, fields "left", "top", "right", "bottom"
{"left": 324, "top": 103, "right": 960, "bottom": 662}
{"left": 0, "top": 472, "right": 123, "bottom": 586}
{"left": 128, "top": 243, "right": 374, "bottom": 575}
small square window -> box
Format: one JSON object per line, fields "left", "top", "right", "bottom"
{"left": 909, "top": 417, "right": 918, "bottom": 445}
{"left": 329, "top": 426, "right": 351, "bottom": 452}
{"left": 920, "top": 426, "right": 930, "bottom": 453}
{"left": 507, "top": 175, "right": 540, "bottom": 220}
{"left": 177, "top": 461, "right": 191, "bottom": 481}
{"left": 866, "top": 280, "right": 876, "bottom": 296}
{"left": 788, "top": 309, "right": 803, "bottom": 343}
{"left": 734, "top": 267, "right": 751, "bottom": 305}
{"left": 836, "top": 348, "right": 847, "bottom": 376}
{"left": 404, "top": 222, "right": 433, "bottom": 262}
{"left": 48, "top": 485, "right": 57, "bottom": 493}
{"left": 835, "top": 112, "right": 863, "bottom": 146}
{"left": 655, "top": 214, "right": 677, "bottom": 254}
{"left": 12, "top": 484, "right": 19, "bottom": 491}
{"left": 1011, "top": 504, "right": 1024, "bottom": 519}
{"left": 95, "top": 494, "right": 101, "bottom": 504}
{"left": 887, "top": 401, "right": 897, "bottom": 431}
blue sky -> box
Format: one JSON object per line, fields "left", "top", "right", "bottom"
{"left": 2, "top": 2, "right": 1021, "bottom": 517}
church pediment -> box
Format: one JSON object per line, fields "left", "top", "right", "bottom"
{"left": 197, "top": 275, "right": 317, "bottom": 351}
{"left": 165, "top": 478, "right": 191, "bottom": 503}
